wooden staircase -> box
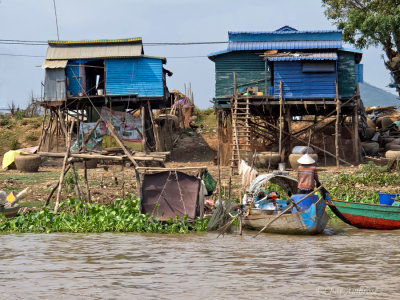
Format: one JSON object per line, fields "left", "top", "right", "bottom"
{"left": 231, "top": 96, "right": 251, "bottom": 166}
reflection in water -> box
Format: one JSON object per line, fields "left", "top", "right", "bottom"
{"left": 0, "top": 226, "right": 399, "bottom": 299}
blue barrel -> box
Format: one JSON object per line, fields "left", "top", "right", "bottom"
{"left": 292, "top": 194, "right": 319, "bottom": 212}
{"left": 378, "top": 193, "right": 397, "bottom": 206}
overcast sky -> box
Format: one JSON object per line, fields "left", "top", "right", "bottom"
{"left": 0, "top": 0, "right": 396, "bottom": 109}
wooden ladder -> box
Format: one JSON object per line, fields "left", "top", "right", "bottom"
{"left": 231, "top": 95, "right": 251, "bottom": 166}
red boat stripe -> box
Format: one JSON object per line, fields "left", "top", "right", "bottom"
{"left": 341, "top": 213, "right": 400, "bottom": 230}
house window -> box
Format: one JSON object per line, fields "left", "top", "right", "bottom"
{"left": 302, "top": 61, "right": 336, "bottom": 73}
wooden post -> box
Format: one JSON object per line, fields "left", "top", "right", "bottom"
{"left": 37, "top": 108, "right": 47, "bottom": 151}
{"left": 71, "top": 162, "right": 82, "bottom": 202}
{"left": 141, "top": 104, "right": 147, "bottom": 152}
{"left": 335, "top": 81, "right": 340, "bottom": 168}
{"left": 279, "top": 81, "right": 283, "bottom": 161}
{"left": 44, "top": 164, "right": 71, "bottom": 207}
{"left": 353, "top": 99, "right": 360, "bottom": 164}
{"left": 54, "top": 122, "right": 74, "bottom": 213}
{"left": 83, "top": 160, "right": 91, "bottom": 203}
{"left": 217, "top": 110, "right": 222, "bottom": 202}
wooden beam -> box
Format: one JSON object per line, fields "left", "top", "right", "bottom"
{"left": 335, "top": 81, "right": 340, "bottom": 168}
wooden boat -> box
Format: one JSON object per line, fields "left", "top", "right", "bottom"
{"left": 0, "top": 204, "right": 20, "bottom": 218}
{"left": 242, "top": 172, "right": 329, "bottom": 235}
{"left": 327, "top": 197, "right": 400, "bottom": 230}
{"left": 244, "top": 198, "right": 329, "bottom": 234}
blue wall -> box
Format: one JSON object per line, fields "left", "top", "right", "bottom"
{"left": 273, "top": 61, "right": 337, "bottom": 99}
{"left": 66, "top": 62, "right": 82, "bottom": 97}
{"left": 105, "top": 58, "right": 164, "bottom": 97}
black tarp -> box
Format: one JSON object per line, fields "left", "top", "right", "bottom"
{"left": 140, "top": 171, "right": 201, "bottom": 222}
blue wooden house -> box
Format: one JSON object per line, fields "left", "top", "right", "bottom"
{"left": 208, "top": 26, "right": 363, "bottom": 104}
{"left": 208, "top": 26, "right": 364, "bottom": 166}
{"left": 43, "top": 37, "right": 172, "bottom": 112}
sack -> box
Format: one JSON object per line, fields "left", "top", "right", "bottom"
{"left": 291, "top": 146, "right": 314, "bottom": 154}
{"left": 204, "top": 169, "right": 217, "bottom": 195}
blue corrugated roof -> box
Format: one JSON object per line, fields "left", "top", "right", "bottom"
{"left": 228, "top": 40, "right": 342, "bottom": 51}
{"left": 229, "top": 30, "right": 342, "bottom": 35}
{"left": 339, "top": 47, "right": 363, "bottom": 54}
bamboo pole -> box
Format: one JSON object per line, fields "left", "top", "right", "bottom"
{"left": 44, "top": 164, "right": 71, "bottom": 207}
{"left": 71, "top": 162, "right": 82, "bottom": 202}
{"left": 353, "top": 98, "right": 360, "bottom": 164}
{"left": 54, "top": 122, "right": 74, "bottom": 213}
{"left": 335, "top": 81, "right": 340, "bottom": 168}
{"left": 37, "top": 108, "right": 47, "bottom": 151}
{"left": 279, "top": 81, "right": 283, "bottom": 159}
{"left": 83, "top": 160, "right": 91, "bottom": 203}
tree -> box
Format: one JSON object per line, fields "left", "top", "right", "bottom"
{"left": 322, "top": 0, "right": 400, "bottom": 95}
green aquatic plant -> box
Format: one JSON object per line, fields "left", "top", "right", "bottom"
{"left": 0, "top": 196, "right": 209, "bottom": 234}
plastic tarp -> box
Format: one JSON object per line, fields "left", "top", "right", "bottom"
{"left": 2, "top": 146, "right": 38, "bottom": 170}
{"left": 242, "top": 173, "right": 298, "bottom": 204}
{"left": 141, "top": 171, "right": 201, "bottom": 222}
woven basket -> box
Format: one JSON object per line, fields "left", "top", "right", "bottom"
{"left": 14, "top": 154, "right": 41, "bottom": 172}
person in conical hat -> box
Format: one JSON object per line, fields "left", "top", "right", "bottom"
{"left": 297, "top": 154, "right": 321, "bottom": 194}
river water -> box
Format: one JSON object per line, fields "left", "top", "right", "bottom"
{"left": 0, "top": 226, "right": 399, "bottom": 299}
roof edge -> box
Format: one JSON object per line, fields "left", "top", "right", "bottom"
{"left": 48, "top": 37, "right": 142, "bottom": 46}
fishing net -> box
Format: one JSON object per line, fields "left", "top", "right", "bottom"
{"left": 206, "top": 199, "right": 235, "bottom": 232}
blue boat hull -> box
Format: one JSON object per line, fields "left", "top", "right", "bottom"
{"left": 243, "top": 199, "right": 329, "bottom": 235}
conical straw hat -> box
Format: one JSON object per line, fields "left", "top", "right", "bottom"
{"left": 297, "top": 153, "right": 315, "bottom": 165}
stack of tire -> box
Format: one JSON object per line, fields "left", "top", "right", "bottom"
{"left": 375, "top": 116, "right": 400, "bottom": 160}
{"left": 361, "top": 117, "right": 379, "bottom": 156}
{"left": 288, "top": 146, "right": 318, "bottom": 170}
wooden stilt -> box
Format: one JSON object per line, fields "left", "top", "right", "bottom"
{"left": 335, "top": 81, "right": 340, "bottom": 168}
{"left": 37, "top": 108, "right": 47, "bottom": 151}
{"left": 217, "top": 110, "right": 222, "bottom": 202}
{"left": 44, "top": 164, "right": 71, "bottom": 207}
{"left": 353, "top": 99, "right": 360, "bottom": 164}
{"left": 83, "top": 160, "right": 91, "bottom": 203}
{"left": 71, "top": 162, "right": 82, "bottom": 202}
{"left": 279, "top": 81, "right": 283, "bottom": 162}
{"left": 54, "top": 122, "right": 74, "bottom": 213}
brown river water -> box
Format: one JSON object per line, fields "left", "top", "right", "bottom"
{"left": 0, "top": 226, "right": 399, "bottom": 300}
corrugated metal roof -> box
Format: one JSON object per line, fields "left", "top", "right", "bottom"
{"left": 42, "top": 59, "right": 68, "bottom": 69}
{"left": 45, "top": 43, "right": 144, "bottom": 60}
{"left": 48, "top": 37, "right": 142, "bottom": 46}
{"left": 228, "top": 40, "right": 342, "bottom": 51}
{"left": 339, "top": 47, "right": 363, "bottom": 54}
{"left": 229, "top": 30, "right": 342, "bottom": 35}
{"left": 267, "top": 52, "right": 337, "bottom": 61}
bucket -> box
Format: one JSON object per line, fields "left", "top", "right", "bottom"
{"left": 97, "top": 89, "right": 104, "bottom": 96}
{"left": 378, "top": 192, "right": 397, "bottom": 206}
{"left": 278, "top": 163, "right": 286, "bottom": 171}
{"left": 291, "top": 194, "right": 319, "bottom": 213}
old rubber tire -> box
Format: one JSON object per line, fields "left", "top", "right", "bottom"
{"left": 384, "top": 143, "right": 400, "bottom": 151}
{"left": 376, "top": 117, "right": 393, "bottom": 129}
{"left": 366, "top": 118, "right": 376, "bottom": 128}
{"left": 253, "top": 152, "right": 280, "bottom": 169}
{"left": 288, "top": 153, "right": 318, "bottom": 170}
{"left": 361, "top": 142, "right": 379, "bottom": 156}
{"left": 382, "top": 137, "right": 395, "bottom": 144}
{"left": 14, "top": 154, "right": 41, "bottom": 172}
{"left": 385, "top": 150, "right": 400, "bottom": 159}
{"left": 362, "top": 127, "right": 376, "bottom": 141}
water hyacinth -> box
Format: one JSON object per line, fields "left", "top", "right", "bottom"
{"left": 0, "top": 196, "right": 209, "bottom": 234}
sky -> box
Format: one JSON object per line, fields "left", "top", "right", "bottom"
{"left": 0, "top": 0, "right": 396, "bottom": 109}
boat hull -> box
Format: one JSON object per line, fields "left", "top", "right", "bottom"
{"left": 0, "top": 205, "right": 20, "bottom": 218}
{"left": 243, "top": 199, "right": 329, "bottom": 235}
{"left": 329, "top": 199, "right": 400, "bottom": 230}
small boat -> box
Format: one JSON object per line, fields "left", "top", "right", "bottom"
{"left": 0, "top": 204, "right": 20, "bottom": 218}
{"left": 244, "top": 200, "right": 329, "bottom": 234}
{"left": 327, "top": 196, "right": 400, "bottom": 230}
{"left": 242, "top": 172, "right": 329, "bottom": 235}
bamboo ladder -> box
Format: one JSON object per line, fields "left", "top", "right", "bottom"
{"left": 231, "top": 73, "right": 251, "bottom": 167}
